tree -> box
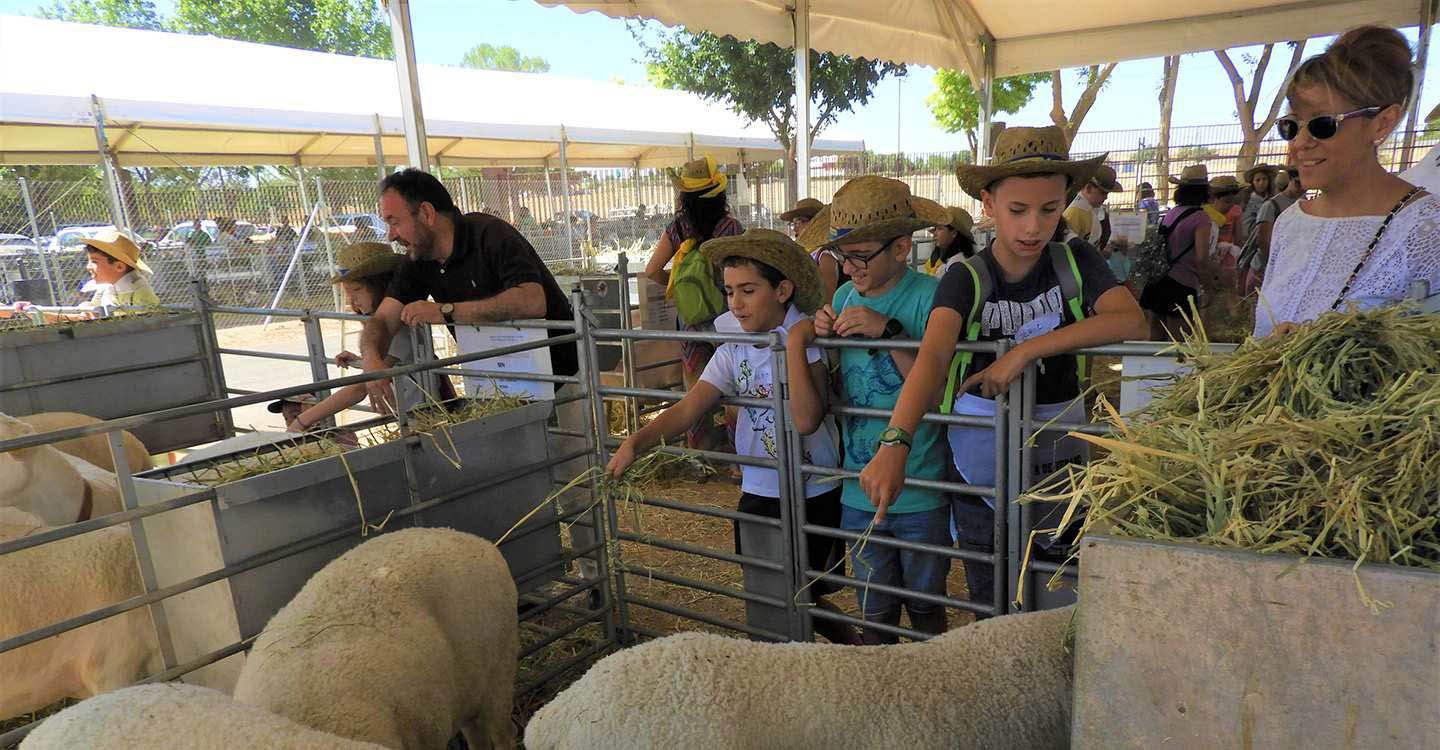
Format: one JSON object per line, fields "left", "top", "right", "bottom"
{"left": 1215, "top": 41, "right": 1307, "bottom": 172}
{"left": 1050, "top": 64, "right": 1118, "bottom": 144}
{"left": 40, "top": 0, "right": 163, "bottom": 30}
{"left": 172, "top": 0, "right": 392, "bottom": 58}
{"left": 459, "top": 43, "right": 550, "bottom": 73}
{"left": 1156, "top": 55, "right": 1182, "bottom": 203}
{"left": 926, "top": 69, "right": 1050, "bottom": 156}
{"left": 638, "top": 25, "right": 903, "bottom": 204}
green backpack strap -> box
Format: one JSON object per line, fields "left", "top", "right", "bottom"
{"left": 940, "top": 254, "right": 995, "bottom": 414}
{"left": 1048, "top": 241, "right": 1089, "bottom": 383}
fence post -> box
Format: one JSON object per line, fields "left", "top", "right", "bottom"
{"left": 90, "top": 95, "right": 131, "bottom": 233}
{"left": 372, "top": 113, "right": 388, "bottom": 182}
{"left": 559, "top": 127, "right": 575, "bottom": 261}
{"left": 1400, "top": 0, "right": 1435, "bottom": 170}
{"left": 17, "top": 177, "right": 57, "bottom": 303}
{"left": 301, "top": 312, "right": 334, "bottom": 426}
{"left": 767, "top": 335, "right": 806, "bottom": 642}
{"left": 106, "top": 430, "right": 179, "bottom": 671}
{"left": 993, "top": 340, "right": 1014, "bottom": 618}
{"left": 615, "top": 253, "right": 639, "bottom": 434}
{"left": 315, "top": 176, "right": 343, "bottom": 313}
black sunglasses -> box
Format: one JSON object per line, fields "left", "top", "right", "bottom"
{"left": 1275, "top": 106, "right": 1383, "bottom": 141}
{"left": 822, "top": 235, "right": 903, "bottom": 270}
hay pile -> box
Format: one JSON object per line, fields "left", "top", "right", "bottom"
{"left": 1031, "top": 307, "right": 1440, "bottom": 607}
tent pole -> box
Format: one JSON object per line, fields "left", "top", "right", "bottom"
{"left": 1400, "top": 0, "right": 1436, "bottom": 170}
{"left": 978, "top": 34, "right": 996, "bottom": 166}
{"left": 559, "top": 128, "right": 576, "bottom": 261}
{"left": 686, "top": 133, "right": 696, "bottom": 162}
{"left": 373, "top": 113, "right": 388, "bottom": 181}
{"left": 384, "top": 0, "right": 430, "bottom": 170}
{"left": 91, "top": 95, "right": 130, "bottom": 233}
{"left": 793, "top": 0, "right": 812, "bottom": 200}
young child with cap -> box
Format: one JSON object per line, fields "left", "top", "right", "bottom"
{"left": 858, "top": 126, "right": 1148, "bottom": 616}
{"left": 607, "top": 228, "right": 856, "bottom": 645}
{"left": 788, "top": 175, "right": 953, "bottom": 642}
{"left": 286, "top": 242, "right": 453, "bottom": 433}
{"left": 79, "top": 230, "right": 161, "bottom": 312}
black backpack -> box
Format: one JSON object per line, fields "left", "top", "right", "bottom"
{"left": 1128, "top": 207, "right": 1203, "bottom": 289}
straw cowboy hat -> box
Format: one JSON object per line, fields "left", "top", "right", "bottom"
{"left": 1243, "top": 163, "right": 1279, "bottom": 183}
{"left": 668, "top": 154, "right": 727, "bottom": 198}
{"left": 941, "top": 206, "right": 975, "bottom": 243}
{"left": 1169, "top": 164, "right": 1209, "bottom": 186}
{"left": 79, "top": 230, "right": 152, "bottom": 275}
{"left": 779, "top": 197, "right": 825, "bottom": 222}
{"left": 1089, "top": 164, "right": 1122, "bottom": 193}
{"left": 330, "top": 241, "right": 402, "bottom": 283}
{"left": 1209, "top": 175, "right": 1243, "bottom": 195}
{"left": 796, "top": 176, "right": 949, "bottom": 251}
{"left": 955, "top": 125, "right": 1107, "bottom": 200}
{"left": 699, "top": 228, "right": 824, "bottom": 314}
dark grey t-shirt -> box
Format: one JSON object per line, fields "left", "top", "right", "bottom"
{"left": 933, "top": 240, "right": 1118, "bottom": 404}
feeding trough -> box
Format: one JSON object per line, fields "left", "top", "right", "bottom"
{"left": 0, "top": 311, "right": 231, "bottom": 452}
{"left": 131, "top": 399, "right": 564, "bottom": 691}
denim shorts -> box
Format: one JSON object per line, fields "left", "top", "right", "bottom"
{"left": 839, "top": 504, "right": 952, "bottom": 617}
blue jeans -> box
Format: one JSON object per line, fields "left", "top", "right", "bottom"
{"left": 840, "top": 505, "right": 951, "bottom": 620}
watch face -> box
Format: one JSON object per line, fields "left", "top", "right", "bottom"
{"left": 885, "top": 319, "right": 903, "bottom": 337}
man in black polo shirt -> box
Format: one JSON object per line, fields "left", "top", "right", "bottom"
{"left": 359, "top": 168, "right": 577, "bottom": 411}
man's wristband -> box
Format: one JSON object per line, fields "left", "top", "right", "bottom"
{"left": 877, "top": 426, "right": 912, "bottom": 450}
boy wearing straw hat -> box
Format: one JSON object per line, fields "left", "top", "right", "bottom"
{"left": 607, "top": 228, "right": 857, "bottom": 645}
{"left": 78, "top": 230, "right": 161, "bottom": 312}
{"left": 858, "top": 126, "right": 1148, "bottom": 615}
{"left": 1063, "top": 163, "right": 1121, "bottom": 251}
{"left": 789, "top": 176, "right": 954, "bottom": 642}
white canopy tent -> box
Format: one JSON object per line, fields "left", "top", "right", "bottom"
{"left": 535, "top": 0, "right": 1437, "bottom": 194}
{"left": 0, "top": 15, "right": 864, "bottom": 169}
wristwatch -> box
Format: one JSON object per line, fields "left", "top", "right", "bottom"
{"left": 880, "top": 318, "right": 904, "bottom": 339}
{"left": 877, "top": 426, "right": 912, "bottom": 450}
{"left": 440, "top": 303, "right": 455, "bottom": 324}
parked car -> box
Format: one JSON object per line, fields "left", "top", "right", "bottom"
{"left": 157, "top": 220, "right": 259, "bottom": 256}
{"left": 330, "top": 212, "right": 388, "bottom": 242}
{"left": 0, "top": 233, "right": 38, "bottom": 256}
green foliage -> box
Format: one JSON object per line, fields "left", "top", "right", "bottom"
{"left": 1134, "top": 145, "right": 1160, "bottom": 165}
{"left": 926, "top": 69, "right": 1049, "bottom": 145}
{"left": 170, "top": 0, "right": 392, "bottom": 57}
{"left": 638, "top": 25, "right": 903, "bottom": 147}
{"left": 460, "top": 43, "right": 550, "bottom": 73}
{"left": 1178, "top": 144, "right": 1218, "bottom": 160}
{"left": 40, "top": 0, "right": 162, "bottom": 29}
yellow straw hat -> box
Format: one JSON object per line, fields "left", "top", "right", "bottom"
{"left": 779, "top": 197, "right": 825, "bottom": 222}
{"left": 668, "top": 155, "right": 727, "bottom": 198}
{"left": 1169, "top": 164, "right": 1210, "bottom": 186}
{"left": 796, "top": 176, "right": 949, "bottom": 251}
{"left": 699, "top": 228, "right": 824, "bottom": 314}
{"left": 330, "top": 242, "right": 402, "bottom": 283}
{"left": 943, "top": 206, "right": 975, "bottom": 243}
{"left": 1209, "top": 175, "right": 1243, "bottom": 195}
{"left": 955, "top": 125, "right": 1106, "bottom": 200}
{"left": 79, "top": 230, "right": 151, "bottom": 275}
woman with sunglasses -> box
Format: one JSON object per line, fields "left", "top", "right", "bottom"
{"left": 1255, "top": 25, "right": 1439, "bottom": 338}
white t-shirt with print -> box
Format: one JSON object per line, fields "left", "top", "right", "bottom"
{"left": 700, "top": 305, "right": 839, "bottom": 498}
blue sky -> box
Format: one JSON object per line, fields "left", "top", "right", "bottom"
{"left": 5, "top": 0, "right": 1438, "bottom": 153}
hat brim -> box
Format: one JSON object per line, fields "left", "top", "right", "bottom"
{"left": 1092, "top": 176, "right": 1122, "bottom": 192}
{"left": 1243, "top": 165, "right": 1279, "bottom": 181}
{"left": 956, "top": 153, "right": 1108, "bottom": 200}
{"left": 1168, "top": 176, "right": 1208, "bottom": 186}
{"left": 80, "top": 237, "right": 152, "bottom": 275}
{"left": 802, "top": 197, "right": 949, "bottom": 252}
{"left": 699, "top": 234, "right": 824, "bottom": 314}
{"left": 779, "top": 206, "right": 822, "bottom": 222}
{"left": 330, "top": 254, "right": 401, "bottom": 284}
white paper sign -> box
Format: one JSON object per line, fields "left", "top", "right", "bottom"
{"left": 1109, "top": 212, "right": 1147, "bottom": 244}
{"left": 1119, "top": 354, "right": 1188, "bottom": 416}
{"left": 453, "top": 324, "right": 555, "bottom": 401}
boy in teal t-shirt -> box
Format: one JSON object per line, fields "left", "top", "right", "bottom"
{"left": 787, "top": 176, "right": 954, "bottom": 643}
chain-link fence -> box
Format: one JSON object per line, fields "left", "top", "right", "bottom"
{"left": 4, "top": 125, "right": 1436, "bottom": 314}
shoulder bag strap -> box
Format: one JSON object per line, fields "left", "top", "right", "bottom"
{"left": 940, "top": 254, "right": 995, "bottom": 414}
{"left": 1330, "top": 186, "right": 1426, "bottom": 311}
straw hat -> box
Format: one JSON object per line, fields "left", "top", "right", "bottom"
{"left": 779, "top": 197, "right": 824, "bottom": 222}
{"left": 699, "top": 228, "right": 824, "bottom": 314}
{"left": 668, "top": 155, "right": 727, "bottom": 197}
{"left": 1243, "top": 163, "right": 1279, "bottom": 183}
{"left": 79, "top": 230, "right": 151, "bottom": 275}
{"left": 1169, "top": 164, "right": 1209, "bottom": 186}
{"left": 955, "top": 125, "right": 1107, "bottom": 199}
{"left": 941, "top": 206, "right": 975, "bottom": 243}
{"left": 1089, "top": 164, "right": 1122, "bottom": 192}
{"left": 1209, "top": 175, "right": 1243, "bottom": 195}
{"left": 796, "top": 176, "right": 949, "bottom": 251}
{"left": 330, "top": 242, "right": 402, "bottom": 283}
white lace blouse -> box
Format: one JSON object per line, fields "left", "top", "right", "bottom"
{"left": 1254, "top": 194, "right": 1440, "bottom": 337}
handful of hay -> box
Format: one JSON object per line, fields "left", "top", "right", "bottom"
{"left": 1030, "top": 307, "right": 1440, "bottom": 608}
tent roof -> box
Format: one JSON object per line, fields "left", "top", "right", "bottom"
{"left": 541, "top": 0, "right": 1425, "bottom": 79}
{"left": 0, "top": 15, "right": 863, "bottom": 168}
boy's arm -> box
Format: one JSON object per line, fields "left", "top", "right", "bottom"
{"left": 606, "top": 382, "right": 723, "bottom": 477}
{"left": 291, "top": 383, "right": 369, "bottom": 431}
{"left": 785, "top": 321, "right": 828, "bottom": 435}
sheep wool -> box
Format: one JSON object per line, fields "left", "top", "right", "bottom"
{"left": 232, "top": 527, "right": 519, "bottom": 750}
{"left": 19, "top": 683, "right": 391, "bottom": 749}
{"left": 525, "top": 605, "right": 1074, "bottom": 750}
{"left": 15, "top": 412, "right": 153, "bottom": 475}
{"left": 0, "top": 509, "right": 161, "bottom": 721}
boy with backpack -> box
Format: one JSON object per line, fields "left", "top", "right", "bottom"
{"left": 857, "top": 126, "right": 1149, "bottom": 615}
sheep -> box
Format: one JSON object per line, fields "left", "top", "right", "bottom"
{"left": 15, "top": 411, "right": 153, "bottom": 475}
{"left": 233, "top": 527, "right": 519, "bottom": 750}
{"left": 0, "top": 413, "right": 122, "bottom": 526}
{"left": 524, "top": 605, "right": 1075, "bottom": 750}
{"left": 0, "top": 507, "right": 161, "bottom": 721}
{"left": 19, "top": 683, "right": 391, "bottom": 749}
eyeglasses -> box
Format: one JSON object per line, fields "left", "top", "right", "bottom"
{"left": 1275, "top": 107, "right": 1383, "bottom": 141}
{"left": 822, "top": 235, "right": 902, "bottom": 270}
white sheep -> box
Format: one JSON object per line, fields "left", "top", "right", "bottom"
{"left": 0, "top": 507, "right": 161, "bottom": 721}
{"left": 525, "top": 605, "right": 1074, "bottom": 750}
{"left": 0, "top": 413, "right": 123, "bottom": 526}
{"left": 19, "top": 683, "right": 390, "bottom": 749}
{"left": 232, "top": 527, "right": 519, "bottom": 750}
{"left": 14, "top": 411, "right": 153, "bottom": 475}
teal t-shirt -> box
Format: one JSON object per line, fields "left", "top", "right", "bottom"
{"left": 833, "top": 269, "right": 945, "bottom": 514}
